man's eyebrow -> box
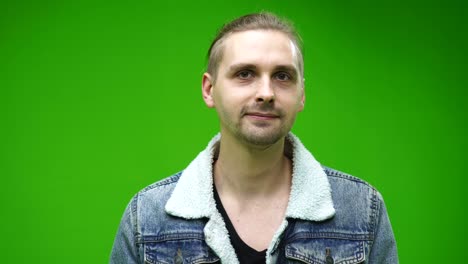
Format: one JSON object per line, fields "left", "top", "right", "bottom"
{"left": 227, "top": 63, "right": 257, "bottom": 73}
{"left": 227, "top": 63, "right": 298, "bottom": 74}
{"left": 274, "top": 64, "right": 298, "bottom": 74}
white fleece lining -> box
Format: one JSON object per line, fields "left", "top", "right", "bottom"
{"left": 165, "top": 133, "right": 335, "bottom": 264}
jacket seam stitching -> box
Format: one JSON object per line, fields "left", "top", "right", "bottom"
{"left": 139, "top": 173, "right": 182, "bottom": 194}
{"left": 288, "top": 232, "right": 372, "bottom": 241}
{"left": 369, "top": 188, "right": 379, "bottom": 242}
{"left": 131, "top": 193, "right": 140, "bottom": 261}
{"left": 323, "top": 166, "right": 376, "bottom": 191}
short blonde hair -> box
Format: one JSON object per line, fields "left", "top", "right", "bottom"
{"left": 207, "top": 12, "right": 304, "bottom": 83}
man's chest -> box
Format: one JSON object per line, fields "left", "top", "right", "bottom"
{"left": 227, "top": 205, "right": 286, "bottom": 252}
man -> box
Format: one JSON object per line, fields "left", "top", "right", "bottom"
{"left": 110, "top": 12, "right": 398, "bottom": 263}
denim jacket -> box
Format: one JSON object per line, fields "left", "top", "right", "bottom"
{"left": 110, "top": 133, "right": 398, "bottom": 263}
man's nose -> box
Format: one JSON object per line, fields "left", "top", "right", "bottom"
{"left": 255, "top": 76, "right": 275, "bottom": 103}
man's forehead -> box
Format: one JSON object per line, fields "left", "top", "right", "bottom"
{"left": 220, "top": 30, "right": 299, "bottom": 69}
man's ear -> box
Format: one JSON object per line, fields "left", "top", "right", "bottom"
{"left": 202, "top": 73, "right": 215, "bottom": 108}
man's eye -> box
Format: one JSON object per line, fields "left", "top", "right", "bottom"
{"left": 275, "top": 72, "right": 291, "bottom": 81}
{"left": 237, "top": 70, "right": 254, "bottom": 79}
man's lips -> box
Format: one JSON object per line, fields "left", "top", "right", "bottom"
{"left": 244, "top": 112, "right": 280, "bottom": 120}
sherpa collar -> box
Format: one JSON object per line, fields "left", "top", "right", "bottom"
{"left": 165, "top": 133, "right": 335, "bottom": 263}
{"left": 165, "top": 132, "right": 335, "bottom": 220}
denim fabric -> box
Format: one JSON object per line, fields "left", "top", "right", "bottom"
{"left": 110, "top": 167, "right": 398, "bottom": 264}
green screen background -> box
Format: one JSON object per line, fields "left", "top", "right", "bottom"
{"left": 2, "top": 0, "right": 466, "bottom": 262}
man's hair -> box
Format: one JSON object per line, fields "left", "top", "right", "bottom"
{"left": 206, "top": 12, "right": 304, "bottom": 84}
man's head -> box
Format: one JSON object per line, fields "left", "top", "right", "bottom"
{"left": 202, "top": 12, "right": 305, "bottom": 146}
{"left": 206, "top": 12, "right": 304, "bottom": 85}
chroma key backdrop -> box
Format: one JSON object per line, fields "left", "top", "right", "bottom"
{"left": 2, "top": 0, "right": 467, "bottom": 263}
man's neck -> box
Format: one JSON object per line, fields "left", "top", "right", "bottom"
{"left": 213, "top": 131, "right": 292, "bottom": 200}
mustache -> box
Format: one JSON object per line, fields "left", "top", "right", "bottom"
{"left": 240, "top": 103, "right": 285, "bottom": 117}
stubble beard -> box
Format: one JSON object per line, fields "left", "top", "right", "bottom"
{"left": 224, "top": 104, "right": 296, "bottom": 146}
{"left": 236, "top": 122, "right": 289, "bottom": 146}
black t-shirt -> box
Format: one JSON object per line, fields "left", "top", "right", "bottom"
{"left": 213, "top": 185, "right": 267, "bottom": 263}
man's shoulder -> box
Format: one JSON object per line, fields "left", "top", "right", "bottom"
{"left": 322, "top": 165, "right": 378, "bottom": 192}
{"left": 131, "top": 171, "right": 183, "bottom": 207}
{"left": 321, "top": 165, "right": 385, "bottom": 208}
{"left": 138, "top": 171, "right": 182, "bottom": 194}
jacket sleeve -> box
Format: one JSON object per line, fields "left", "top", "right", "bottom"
{"left": 110, "top": 196, "right": 140, "bottom": 264}
{"left": 368, "top": 192, "right": 399, "bottom": 263}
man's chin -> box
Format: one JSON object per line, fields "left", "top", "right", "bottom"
{"left": 237, "top": 130, "right": 287, "bottom": 147}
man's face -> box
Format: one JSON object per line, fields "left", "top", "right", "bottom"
{"left": 203, "top": 30, "right": 305, "bottom": 146}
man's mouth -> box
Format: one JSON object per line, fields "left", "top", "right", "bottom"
{"left": 244, "top": 112, "right": 280, "bottom": 120}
